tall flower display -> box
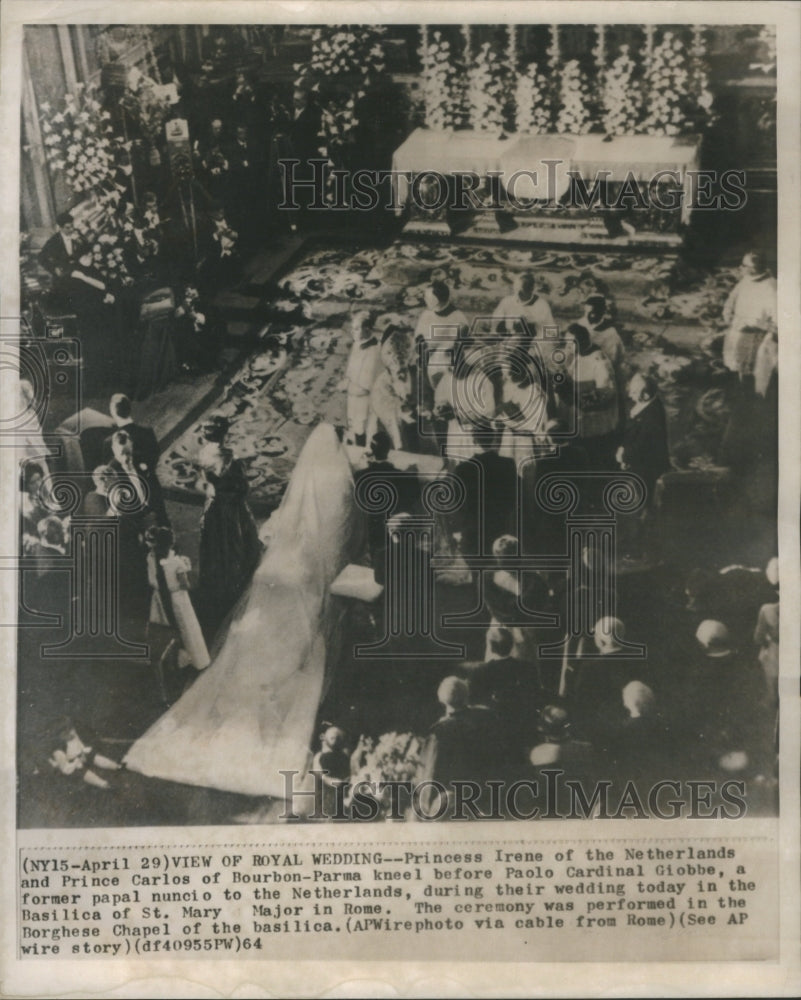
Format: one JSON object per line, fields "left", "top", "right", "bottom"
{"left": 419, "top": 30, "right": 464, "bottom": 131}
{"left": 642, "top": 30, "right": 691, "bottom": 135}
{"left": 514, "top": 61, "right": 552, "bottom": 133}
{"left": 601, "top": 45, "right": 641, "bottom": 134}
{"left": 39, "top": 85, "right": 122, "bottom": 196}
{"left": 294, "top": 25, "right": 387, "bottom": 160}
{"left": 687, "top": 26, "right": 716, "bottom": 127}
{"left": 555, "top": 59, "right": 592, "bottom": 134}
{"left": 466, "top": 41, "right": 507, "bottom": 134}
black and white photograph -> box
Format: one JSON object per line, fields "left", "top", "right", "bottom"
{"left": 1, "top": 1, "right": 799, "bottom": 992}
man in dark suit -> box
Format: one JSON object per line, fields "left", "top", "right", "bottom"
{"left": 452, "top": 430, "right": 517, "bottom": 559}
{"left": 419, "top": 676, "right": 506, "bottom": 817}
{"left": 226, "top": 123, "right": 261, "bottom": 247}
{"left": 465, "top": 626, "right": 545, "bottom": 761}
{"left": 38, "top": 211, "right": 85, "bottom": 283}
{"left": 353, "top": 431, "right": 420, "bottom": 586}
{"left": 617, "top": 372, "right": 671, "bottom": 505}
{"left": 103, "top": 393, "right": 160, "bottom": 472}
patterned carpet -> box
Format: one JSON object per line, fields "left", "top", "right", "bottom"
{"left": 157, "top": 239, "right": 738, "bottom": 510}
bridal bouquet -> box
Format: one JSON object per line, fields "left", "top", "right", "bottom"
{"left": 39, "top": 85, "right": 120, "bottom": 195}
{"left": 348, "top": 732, "right": 425, "bottom": 818}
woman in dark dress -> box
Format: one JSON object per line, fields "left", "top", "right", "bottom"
{"left": 196, "top": 417, "right": 261, "bottom": 638}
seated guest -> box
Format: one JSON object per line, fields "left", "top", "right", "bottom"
{"left": 79, "top": 464, "right": 116, "bottom": 517}
{"left": 563, "top": 323, "right": 619, "bottom": 470}
{"left": 686, "top": 620, "right": 767, "bottom": 764}
{"left": 20, "top": 462, "right": 49, "bottom": 539}
{"left": 467, "top": 626, "right": 544, "bottom": 761}
{"left": 684, "top": 563, "right": 777, "bottom": 651}
{"left": 529, "top": 704, "right": 598, "bottom": 789}
{"left": 604, "top": 680, "right": 670, "bottom": 781}
{"left": 61, "top": 251, "right": 117, "bottom": 380}
{"left": 452, "top": 429, "right": 517, "bottom": 558}
{"left": 38, "top": 211, "right": 85, "bottom": 288}
{"left": 568, "top": 617, "right": 635, "bottom": 744}
{"left": 616, "top": 372, "right": 671, "bottom": 503}
{"left": 414, "top": 280, "right": 469, "bottom": 387}
{"left": 16, "top": 379, "right": 51, "bottom": 474}
{"left": 30, "top": 514, "right": 69, "bottom": 561}
{"left": 27, "top": 515, "right": 71, "bottom": 618}
{"left": 419, "top": 676, "right": 504, "bottom": 817}
{"left": 492, "top": 271, "right": 555, "bottom": 341}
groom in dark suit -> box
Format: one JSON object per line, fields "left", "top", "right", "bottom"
{"left": 452, "top": 429, "right": 518, "bottom": 558}
{"left": 617, "top": 372, "right": 671, "bottom": 505}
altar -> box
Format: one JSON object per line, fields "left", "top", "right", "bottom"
{"left": 391, "top": 129, "right": 702, "bottom": 240}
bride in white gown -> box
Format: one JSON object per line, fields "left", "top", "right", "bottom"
{"left": 124, "top": 423, "right": 360, "bottom": 798}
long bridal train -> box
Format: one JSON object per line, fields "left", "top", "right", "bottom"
{"left": 124, "top": 423, "right": 360, "bottom": 798}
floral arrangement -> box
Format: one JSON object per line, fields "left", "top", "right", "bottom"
{"left": 85, "top": 230, "right": 132, "bottom": 288}
{"left": 555, "top": 59, "right": 592, "bottom": 134}
{"left": 601, "top": 45, "right": 641, "bottom": 134}
{"left": 118, "top": 68, "right": 173, "bottom": 146}
{"left": 687, "top": 27, "right": 716, "bottom": 129}
{"left": 294, "top": 25, "right": 387, "bottom": 159}
{"left": 514, "top": 61, "right": 552, "bottom": 133}
{"left": 466, "top": 41, "right": 508, "bottom": 134}
{"left": 349, "top": 732, "right": 425, "bottom": 813}
{"left": 419, "top": 29, "right": 465, "bottom": 131}
{"left": 641, "top": 31, "right": 691, "bottom": 136}
{"left": 39, "top": 85, "right": 121, "bottom": 196}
